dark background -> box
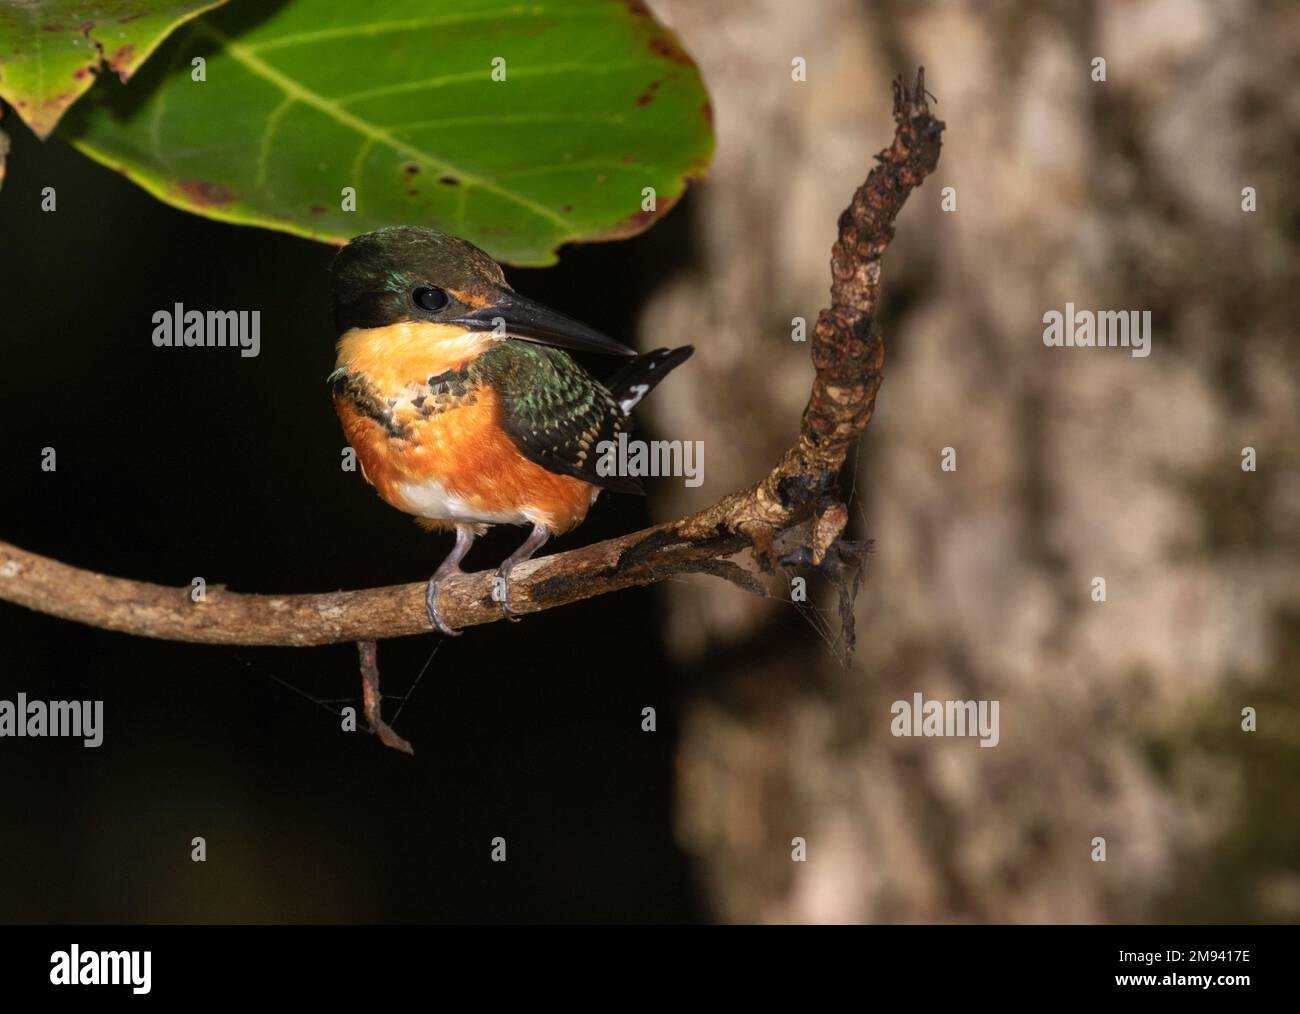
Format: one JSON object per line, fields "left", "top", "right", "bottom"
{"left": 7, "top": 0, "right": 1297, "bottom": 928}
{"left": 0, "top": 116, "right": 714, "bottom": 922}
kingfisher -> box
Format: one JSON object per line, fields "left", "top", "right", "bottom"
{"left": 329, "top": 226, "right": 693, "bottom": 635}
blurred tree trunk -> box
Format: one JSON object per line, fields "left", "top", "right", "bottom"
{"left": 645, "top": 0, "right": 1300, "bottom": 922}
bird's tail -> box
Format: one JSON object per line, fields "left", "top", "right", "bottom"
{"left": 605, "top": 346, "right": 694, "bottom": 416}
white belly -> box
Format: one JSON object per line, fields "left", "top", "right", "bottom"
{"left": 397, "top": 479, "right": 529, "bottom": 526}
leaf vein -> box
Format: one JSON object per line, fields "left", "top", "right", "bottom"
{"left": 190, "top": 19, "right": 573, "bottom": 232}
{"left": 255, "top": 95, "right": 297, "bottom": 189}
{"left": 336, "top": 60, "right": 665, "bottom": 106}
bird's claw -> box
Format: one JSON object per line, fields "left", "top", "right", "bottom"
{"left": 425, "top": 574, "right": 463, "bottom": 637}
{"left": 494, "top": 568, "right": 522, "bottom": 622}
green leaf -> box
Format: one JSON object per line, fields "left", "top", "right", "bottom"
{"left": 60, "top": 0, "right": 715, "bottom": 265}
{"left": 0, "top": 0, "right": 226, "bottom": 138}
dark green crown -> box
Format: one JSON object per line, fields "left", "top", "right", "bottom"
{"left": 330, "top": 226, "right": 506, "bottom": 332}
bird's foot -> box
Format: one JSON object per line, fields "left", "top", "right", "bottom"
{"left": 425, "top": 523, "right": 477, "bottom": 636}
{"left": 490, "top": 523, "right": 550, "bottom": 624}
{"left": 425, "top": 569, "right": 463, "bottom": 636}
{"left": 491, "top": 566, "right": 522, "bottom": 622}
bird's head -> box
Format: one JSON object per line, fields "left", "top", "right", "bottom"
{"left": 330, "top": 226, "right": 634, "bottom": 356}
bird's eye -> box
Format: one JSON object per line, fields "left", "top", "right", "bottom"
{"left": 412, "top": 285, "right": 449, "bottom": 312}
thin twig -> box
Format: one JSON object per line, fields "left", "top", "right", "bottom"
{"left": 358, "top": 640, "right": 413, "bottom": 755}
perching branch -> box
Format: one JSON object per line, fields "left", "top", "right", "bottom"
{"left": 0, "top": 70, "right": 943, "bottom": 650}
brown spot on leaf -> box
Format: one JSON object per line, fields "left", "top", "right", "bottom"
{"left": 438, "top": 175, "right": 460, "bottom": 186}
{"left": 648, "top": 36, "right": 692, "bottom": 67}
{"left": 25, "top": 91, "right": 76, "bottom": 136}
{"left": 179, "top": 180, "right": 234, "bottom": 205}
{"left": 402, "top": 161, "right": 420, "bottom": 175}
{"left": 602, "top": 205, "right": 661, "bottom": 241}
{"left": 310, "top": 204, "right": 326, "bottom": 214}
{"left": 109, "top": 45, "right": 136, "bottom": 81}
{"left": 626, "top": 207, "right": 659, "bottom": 230}
{"left": 636, "top": 92, "right": 654, "bottom": 106}
{"left": 591, "top": 178, "right": 694, "bottom": 244}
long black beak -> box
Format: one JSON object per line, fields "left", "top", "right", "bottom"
{"left": 452, "top": 291, "right": 636, "bottom": 357}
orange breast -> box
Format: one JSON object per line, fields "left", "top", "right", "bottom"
{"left": 335, "top": 321, "right": 596, "bottom": 533}
{"left": 336, "top": 381, "right": 595, "bottom": 534}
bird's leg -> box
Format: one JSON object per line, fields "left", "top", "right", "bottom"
{"left": 492, "top": 523, "right": 550, "bottom": 622}
{"left": 426, "top": 523, "right": 476, "bottom": 636}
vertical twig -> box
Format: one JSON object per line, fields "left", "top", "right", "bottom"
{"left": 358, "top": 639, "right": 414, "bottom": 755}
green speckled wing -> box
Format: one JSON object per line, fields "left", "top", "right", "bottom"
{"left": 472, "top": 341, "right": 642, "bottom": 494}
